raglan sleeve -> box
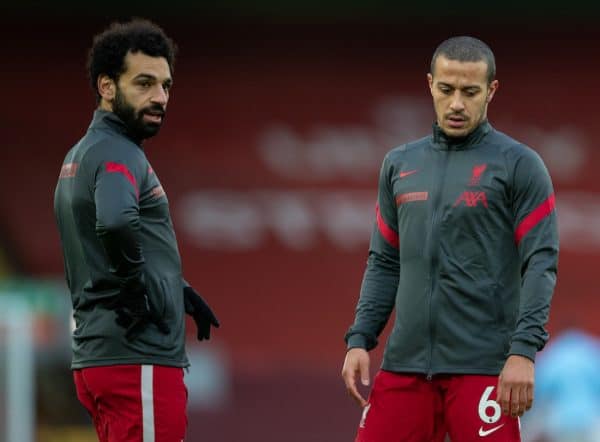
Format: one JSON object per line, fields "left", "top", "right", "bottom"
{"left": 509, "top": 146, "right": 559, "bottom": 361}
{"left": 344, "top": 153, "right": 400, "bottom": 351}
{"left": 92, "top": 143, "right": 147, "bottom": 289}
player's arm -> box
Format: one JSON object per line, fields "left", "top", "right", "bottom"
{"left": 498, "top": 145, "right": 558, "bottom": 417}
{"left": 343, "top": 154, "right": 400, "bottom": 406}
{"left": 509, "top": 146, "right": 558, "bottom": 362}
{"left": 91, "top": 145, "right": 168, "bottom": 336}
{"left": 93, "top": 147, "right": 145, "bottom": 287}
{"left": 345, "top": 154, "right": 400, "bottom": 351}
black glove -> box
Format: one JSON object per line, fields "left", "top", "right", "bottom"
{"left": 112, "top": 278, "right": 170, "bottom": 339}
{"left": 183, "top": 286, "right": 220, "bottom": 340}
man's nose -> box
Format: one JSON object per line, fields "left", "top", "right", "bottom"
{"left": 449, "top": 91, "right": 464, "bottom": 112}
{"left": 151, "top": 85, "right": 168, "bottom": 106}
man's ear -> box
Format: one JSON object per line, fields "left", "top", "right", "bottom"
{"left": 97, "top": 74, "right": 116, "bottom": 102}
{"left": 487, "top": 79, "right": 499, "bottom": 103}
{"left": 427, "top": 73, "right": 434, "bottom": 95}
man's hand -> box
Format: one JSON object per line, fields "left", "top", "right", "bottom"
{"left": 496, "top": 355, "right": 535, "bottom": 418}
{"left": 341, "top": 348, "right": 370, "bottom": 407}
{"left": 111, "top": 279, "right": 170, "bottom": 339}
{"left": 183, "top": 286, "right": 220, "bottom": 340}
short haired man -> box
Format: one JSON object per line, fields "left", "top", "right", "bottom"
{"left": 54, "top": 19, "right": 219, "bottom": 441}
{"left": 342, "top": 36, "right": 558, "bottom": 441}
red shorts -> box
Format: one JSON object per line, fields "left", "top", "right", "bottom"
{"left": 73, "top": 364, "right": 187, "bottom": 442}
{"left": 355, "top": 370, "right": 521, "bottom": 442}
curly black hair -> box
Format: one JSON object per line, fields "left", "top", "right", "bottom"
{"left": 87, "top": 18, "right": 177, "bottom": 103}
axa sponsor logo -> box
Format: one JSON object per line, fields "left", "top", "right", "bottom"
{"left": 454, "top": 191, "right": 488, "bottom": 208}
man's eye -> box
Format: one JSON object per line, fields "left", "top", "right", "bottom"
{"left": 139, "top": 82, "right": 151, "bottom": 88}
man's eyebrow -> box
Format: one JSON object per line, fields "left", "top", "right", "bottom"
{"left": 133, "top": 73, "right": 157, "bottom": 81}
{"left": 133, "top": 73, "right": 173, "bottom": 84}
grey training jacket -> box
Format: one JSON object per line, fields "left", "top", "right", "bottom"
{"left": 345, "top": 121, "right": 559, "bottom": 376}
{"left": 54, "top": 110, "right": 188, "bottom": 369}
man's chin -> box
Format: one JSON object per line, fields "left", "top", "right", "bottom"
{"left": 136, "top": 122, "right": 162, "bottom": 140}
{"left": 442, "top": 124, "right": 472, "bottom": 139}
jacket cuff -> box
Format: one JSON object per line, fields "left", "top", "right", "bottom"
{"left": 508, "top": 340, "right": 537, "bottom": 362}
{"left": 346, "top": 334, "right": 369, "bottom": 350}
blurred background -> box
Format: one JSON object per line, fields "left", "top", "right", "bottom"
{"left": 1, "top": 1, "right": 600, "bottom": 441}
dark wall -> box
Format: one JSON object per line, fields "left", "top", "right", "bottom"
{"left": 6, "top": 0, "right": 600, "bottom": 22}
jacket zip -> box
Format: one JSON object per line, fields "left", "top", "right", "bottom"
{"left": 426, "top": 147, "right": 449, "bottom": 379}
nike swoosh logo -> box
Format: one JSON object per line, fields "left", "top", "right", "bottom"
{"left": 399, "top": 169, "right": 418, "bottom": 178}
{"left": 478, "top": 424, "right": 505, "bottom": 437}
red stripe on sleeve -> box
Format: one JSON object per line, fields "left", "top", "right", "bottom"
{"left": 376, "top": 203, "right": 399, "bottom": 248}
{"left": 106, "top": 162, "right": 139, "bottom": 200}
{"left": 514, "top": 193, "right": 556, "bottom": 245}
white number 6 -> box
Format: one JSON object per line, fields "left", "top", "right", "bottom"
{"left": 478, "top": 386, "right": 501, "bottom": 424}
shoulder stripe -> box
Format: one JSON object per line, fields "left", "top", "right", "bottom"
{"left": 514, "top": 193, "right": 556, "bottom": 245}
{"left": 376, "top": 203, "right": 399, "bottom": 248}
{"left": 106, "top": 161, "right": 139, "bottom": 200}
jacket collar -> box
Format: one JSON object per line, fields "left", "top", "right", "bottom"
{"left": 432, "top": 120, "right": 491, "bottom": 150}
{"left": 89, "top": 109, "right": 143, "bottom": 146}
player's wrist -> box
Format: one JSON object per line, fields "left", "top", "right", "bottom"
{"left": 346, "top": 334, "right": 370, "bottom": 351}
{"left": 508, "top": 341, "right": 537, "bottom": 362}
